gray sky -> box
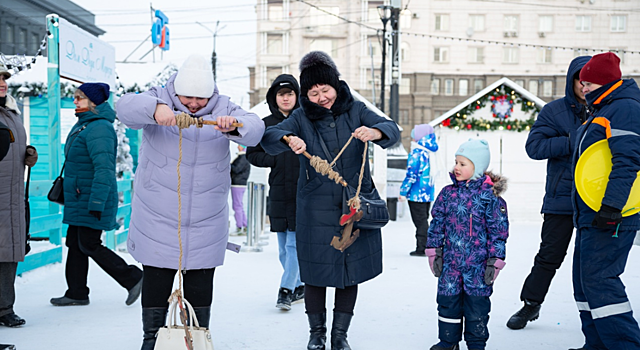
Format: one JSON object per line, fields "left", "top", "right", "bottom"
{"left": 70, "top": 0, "right": 258, "bottom": 108}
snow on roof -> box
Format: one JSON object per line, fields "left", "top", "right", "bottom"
{"left": 429, "top": 77, "right": 547, "bottom": 127}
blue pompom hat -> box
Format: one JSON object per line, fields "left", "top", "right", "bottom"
{"left": 78, "top": 82, "right": 110, "bottom": 106}
{"left": 455, "top": 138, "right": 491, "bottom": 180}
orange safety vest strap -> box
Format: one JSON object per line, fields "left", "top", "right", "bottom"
{"left": 591, "top": 117, "right": 612, "bottom": 139}
{"left": 594, "top": 80, "right": 623, "bottom": 105}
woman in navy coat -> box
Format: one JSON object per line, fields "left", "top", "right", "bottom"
{"left": 261, "top": 51, "right": 399, "bottom": 350}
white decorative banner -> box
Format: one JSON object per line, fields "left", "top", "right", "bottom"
{"left": 59, "top": 18, "right": 116, "bottom": 90}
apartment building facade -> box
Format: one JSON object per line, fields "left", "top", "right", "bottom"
{"left": 249, "top": 0, "right": 640, "bottom": 147}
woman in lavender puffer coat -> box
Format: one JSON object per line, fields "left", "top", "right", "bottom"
{"left": 116, "top": 54, "right": 264, "bottom": 350}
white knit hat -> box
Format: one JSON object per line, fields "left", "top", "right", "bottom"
{"left": 174, "top": 54, "right": 214, "bottom": 98}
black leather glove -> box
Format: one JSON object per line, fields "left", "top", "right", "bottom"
{"left": 90, "top": 210, "right": 102, "bottom": 221}
{"left": 592, "top": 204, "right": 622, "bottom": 229}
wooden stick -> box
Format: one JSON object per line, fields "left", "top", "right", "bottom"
{"left": 199, "top": 120, "right": 243, "bottom": 127}
{"left": 282, "top": 135, "right": 314, "bottom": 160}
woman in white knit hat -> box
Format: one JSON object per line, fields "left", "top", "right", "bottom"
{"left": 116, "top": 54, "right": 265, "bottom": 350}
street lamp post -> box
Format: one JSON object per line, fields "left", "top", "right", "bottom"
{"left": 196, "top": 21, "right": 226, "bottom": 83}
{"left": 377, "top": 5, "right": 392, "bottom": 114}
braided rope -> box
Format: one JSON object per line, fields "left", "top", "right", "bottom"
{"left": 168, "top": 128, "right": 185, "bottom": 303}
{"left": 309, "top": 155, "right": 345, "bottom": 185}
{"left": 347, "top": 141, "right": 367, "bottom": 210}
{"left": 175, "top": 112, "right": 202, "bottom": 129}
{"left": 309, "top": 133, "right": 367, "bottom": 211}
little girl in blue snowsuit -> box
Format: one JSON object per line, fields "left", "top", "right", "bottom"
{"left": 426, "top": 139, "right": 509, "bottom": 350}
{"left": 400, "top": 124, "right": 439, "bottom": 256}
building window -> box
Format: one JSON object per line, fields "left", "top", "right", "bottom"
{"left": 435, "top": 14, "right": 450, "bottom": 31}
{"left": 400, "top": 10, "right": 412, "bottom": 29}
{"left": 543, "top": 81, "right": 553, "bottom": 97}
{"left": 364, "top": 68, "right": 381, "bottom": 92}
{"left": 266, "top": 66, "right": 283, "bottom": 85}
{"left": 503, "top": 47, "right": 519, "bottom": 64}
{"left": 514, "top": 79, "right": 525, "bottom": 87}
{"left": 268, "top": 0, "right": 284, "bottom": 21}
{"left": 267, "top": 34, "right": 283, "bottom": 55}
{"left": 367, "top": 36, "right": 382, "bottom": 56}
{"left": 309, "top": 39, "right": 337, "bottom": 57}
{"left": 18, "top": 29, "right": 27, "bottom": 49}
{"left": 468, "top": 47, "right": 484, "bottom": 63}
{"left": 459, "top": 79, "right": 469, "bottom": 96}
{"left": 400, "top": 78, "right": 411, "bottom": 95}
{"left": 399, "top": 110, "right": 410, "bottom": 124}
{"left": 367, "top": 1, "right": 383, "bottom": 24}
{"left": 537, "top": 48, "right": 552, "bottom": 64}
{"left": 611, "top": 15, "right": 627, "bottom": 32}
{"left": 431, "top": 79, "right": 440, "bottom": 95}
{"left": 401, "top": 42, "right": 411, "bottom": 62}
{"left": 5, "top": 24, "right": 14, "bottom": 43}
{"left": 474, "top": 79, "right": 484, "bottom": 93}
{"left": 504, "top": 15, "right": 519, "bottom": 32}
{"left": 434, "top": 47, "right": 449, "bottom": 63}
{"left": 469, "top": 15, "right": 485, "bottom": 32}
{"left": 529, "top": 80, "right": 539, "bottom": 95}
{"left": 30, "top": 33, "right": 40, "bottom": 53}
{"left": 310, "top": 7, "right": 340, "bottom": 34}
{"left": 576, "top": 16, "right": 592, "bottom": 32}
{"left": 539, "top": 15, "right": 553, "bottom": 33}
{"left": 444, "top": 79, "right": 454, "bottom": 96}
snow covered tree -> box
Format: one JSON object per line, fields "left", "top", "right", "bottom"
{"left": 114, "top": 119, "right": 134, "bottom": 180}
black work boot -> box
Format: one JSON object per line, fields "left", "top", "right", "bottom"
{"left": 330, "top": 311, "right": 353, "bottom": 350}
{"left": 506, "top": 300, "right": 541, "bottom": 330}
{"left": 429, "top": 342, "right": 460, "bottom": 350}
{"left": 307, "top": 312, "right": 327, "bottom": 350}
{"left": 141, "top": 307, "right": 168, "bottom": 350}
{"left": 193, "top": 306, "right": 211, "bottom": 329}
{"left": 0, "top": 313, "right": 25, "bottom": 327}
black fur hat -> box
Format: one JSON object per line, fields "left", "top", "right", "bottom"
{"left": 299, "top": 51, "right": 340, "bottom": 97}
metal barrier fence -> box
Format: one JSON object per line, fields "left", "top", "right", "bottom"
{"left": 243, "top": 182, "right": 267, "bottom": 252}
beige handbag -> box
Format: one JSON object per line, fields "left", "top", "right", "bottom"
{"left": 154, "top": 296, "right": 214, "bottom": 350}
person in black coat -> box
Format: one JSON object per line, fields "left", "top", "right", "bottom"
{"left": 507, "top": 56, "right": 591, "bottom": 330}
{"left": 230, "top": 144, "right": 251, "bottom": 233}
{"left": 247, "top": 74, "right": 304, "bottom": 311}
{"left": 261, "top": 51, "right": 400, "bottom": 350}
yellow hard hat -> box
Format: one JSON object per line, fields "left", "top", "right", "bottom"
{"left": 575, "top": 139, "right": 640, "bottom": 216}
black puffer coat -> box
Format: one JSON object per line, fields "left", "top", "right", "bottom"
{"left": 247, "top": 74, "right": 300, "bottom": 232}
{"left": 230, "top": 151, "right": 250, "bottom": 186}
{"left": 261, "top": 81, "right": 400, "bottom": 288}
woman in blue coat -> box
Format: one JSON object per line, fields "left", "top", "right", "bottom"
{"left": 262, "top": 51, "right": 400, "bottom": 350}
{"left": 50, "top": 83, "right": 143, "bottom": 307}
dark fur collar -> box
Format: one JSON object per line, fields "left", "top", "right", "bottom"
{"left": 299, "top": 81, "right": 354, "bottom": 120}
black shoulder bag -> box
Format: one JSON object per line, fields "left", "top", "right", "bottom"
{"left": 312, "top": 123, "right": 389, "bottom": 230}
{"left": 47, "top": 124, "right": 89, "bottom": 205}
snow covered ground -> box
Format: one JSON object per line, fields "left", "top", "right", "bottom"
{"left": 2, "top": 212, "right": 640, "bottom": 350}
